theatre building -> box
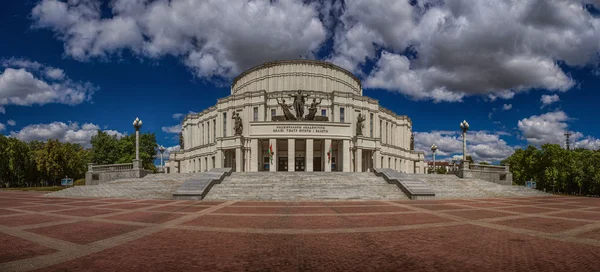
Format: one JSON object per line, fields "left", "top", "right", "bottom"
{"left": 167, "top": 60, "right": 426, "bottom": 174}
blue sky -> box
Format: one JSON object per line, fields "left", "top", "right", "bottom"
{"left": 1, "top": 0, "right": 599, "bottom": 164}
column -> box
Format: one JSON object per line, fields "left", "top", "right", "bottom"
{"left": 215, "top": 150, "right": 223, "bottom": 168}
{"left": 342, "top": 140, "right": 350, "bottom": 172}
{"left": 250, "top": 139, "right": 258, "bottom": 172}
{"left": 324, "top": 139, "right": 332, "bottom": 172}
{"left": 356, "top": 148, "right": 363, "bottom": 172}
{"left": 269, "top": 138, "right": 277, "bottom": 172}
{"left": 288, "top": 139, "right": 295, "bottom": 172}
{"left": 235, "top": 146, "right": 242, "bottom": 172}
{"left": 306, "top": 139, "right": 314, "bottom": 172}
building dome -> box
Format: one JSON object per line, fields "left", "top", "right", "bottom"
{"left": 231, "top": 60, "right": 362, "bottom": 96}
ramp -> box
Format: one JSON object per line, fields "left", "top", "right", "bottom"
{"left": 172, "top": 168, "right": 233, "bottom": 200}
{"left": 374, "top": 168, "right": 435, "bottom": 200}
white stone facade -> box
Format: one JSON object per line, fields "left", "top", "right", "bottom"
{"left": 167, "top": 60, "right": 426, "bottom": 174}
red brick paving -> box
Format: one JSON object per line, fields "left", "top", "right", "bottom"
{"left": 494, "top": 217, "right": 589, "bottom": 233}
{"left": 96, "top": 203, "right": 155, "bottom": 210}
{"left": 15, "top": 205, "right": 73, "bottom": 212}
{"left": 50, "top": 208, "right": 122, "bottom": 217}
{"left": 0, "top": 209, "right": 21, "bottom": 216}
{"left": 148, "top": 205, "right": 211, "bottom": 213}
{"left": 442, "top": 209, "right": 515, "bottom": 220}
{"left": 577, "top": 228, "right": 600, "bottom": 241}
{"left": 408, "top": 204, "right": 465, "bottom": 211}
{"left": 496, "top": 206, "right": 557, "bottom": 214}
{"left": 0, "top": 214, "right": 68, "bottom": 227}
{"left": 1, "top": 192, "right": 600, "bottom": 271}
{"left": 27, "top": 221, "right": 142, "bottom": 245}
{"left": 216, "top": 206, "right": 337, "bottom": 214}
{"left": 0, "top": 233, "right": 56, "bottom": 263}
{"left": 104, "top": 211, "right": 187, "bottom": 224}
{"left": 550, "top": 211, "right": 600, "bottom": 221}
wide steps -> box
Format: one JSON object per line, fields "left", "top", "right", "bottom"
{"left": 203, "top": 172, "right": 409, "bottom": 201}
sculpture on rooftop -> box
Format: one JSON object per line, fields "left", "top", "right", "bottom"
{"left": 305, "top": 97, "right": 323, "bottom": 120}
{"left": 276, "top": 98, "right": 296, "bottom": 120}
{"left": 290, "top": 90, "right": 309, "bottom": 120}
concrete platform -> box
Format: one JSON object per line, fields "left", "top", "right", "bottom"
{"left": 1, "top": 191, "right": 600, "bottom": 271}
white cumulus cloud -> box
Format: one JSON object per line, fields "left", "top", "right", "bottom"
{"left": 502, "top": 104, "right": 513, "bottom": 111}
{"left": 7, "top": 119, "right": 15, "bottom": 126}
{"left": 540, "top": 94, "right": 560, "bottom": 108}
{"left": 331, "top": 0, "right": 597, "bottom": 102}
{"left": 0, "top": 58, "right": 96, "bottom": 114}
{"left": 414, "top": 130, "right": 515, "bottom": 162}
{"left": 31, "top": 0, "right": 328, "bottom": 78}
{"left": 162, "top": 125, "right": 182, "bottom": 134}
{"left": 9, "top": 121, "right": 125, "bottom": 148}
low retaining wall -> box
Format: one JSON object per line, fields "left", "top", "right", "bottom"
{"left": 457, "top": 162, "right": 512, "bottom": 185}
{"left": 85, "top": 163, "right": 150, "bottom": 185}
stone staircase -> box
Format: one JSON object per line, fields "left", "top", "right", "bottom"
{"left": 46, "top": 173, "right": 201, "bottom": 199}
{"left": 417, "top": 174, "right": 549, "bottom": 199}
{"left": 203, "top": 172, "right": 410, "bottom": 201}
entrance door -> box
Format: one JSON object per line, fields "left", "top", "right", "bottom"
{"left": 295, "top": 157, "right": 305, "bottom": 171}
{"left": 278, "top": 157, "right": 288, "bottom": 171}
{"left": 313, "top": 157, "right": 322, "bottom": 171}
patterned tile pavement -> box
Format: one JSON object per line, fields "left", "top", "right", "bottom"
{"left": 0, "top": 191, "right": 599, "bottom": 271}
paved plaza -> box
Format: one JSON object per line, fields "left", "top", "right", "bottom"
{"left": 1, "top": 191, "right": 600, "bottom": 271}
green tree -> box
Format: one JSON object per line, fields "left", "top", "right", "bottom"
{"left": 90, "top": 131, "right": 120, "bottom": 165}
{"left": 436, "top": 167, "right": 448, "bottom": 174}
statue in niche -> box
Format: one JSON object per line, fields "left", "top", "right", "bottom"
{"left": 232, "top": 112, "right": 243, "bottom": 135}
{"left": 410, "top": 133, "right": 415, "bottom": 151}
{"left": 305, "top": 97, "right": 323, "bottom": 120}
{"left": 289, "top": 90, "right": 309, "bottom": 120}
{"left": 179, "top": 132, "right": 184, "bottom": 149}
{"left": 276, "top": 98, "right": 296, "bottom": 120}
{"left": 356, "top": 113, "right": 366, "bottom": 136}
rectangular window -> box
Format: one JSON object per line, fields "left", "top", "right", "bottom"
{"left": 321, "top": 109, "right": 326, "bottom": 116}
{"left": 213, "top": 119, "right": 216, "bottom": 143}
{"left": 370, "top": 113, "right": 374, "bottom": 138}
{"left": 386, "top": 122, "right": 389, "bottom": 144}
{"left": 207, "top": 122, "right": 210, "bottom": 144}
{"left": 271, "top": 109, "right": 276, "bottom": 117}
{"left": 223, "top": 112, "right": 227, "bottom": 137}
{"left": 202, "top": 124, "right": 205, "bottom": 145}
{"left": 340, "top": 107, "right": 345, "bottom": 123}
{"left": 253, "top": 107, "right": 258, "bottom": 121}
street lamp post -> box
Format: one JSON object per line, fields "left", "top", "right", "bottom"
{"left": 133, "top": 117, "right": 143, "bottom": 169}
{"left": 159, "top": 145, "right": 165, "bottom": 172}
{"left": 431, "top": 144, "right": 438, "bottom": 174}
{"left": 460, "top": 120, "right": 469, "bottom": 161}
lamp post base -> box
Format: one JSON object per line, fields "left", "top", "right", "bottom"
{"left": 132, "top": 159, "right": 142, "bottom": 170}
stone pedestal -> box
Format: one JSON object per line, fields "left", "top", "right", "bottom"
{"left": 457, "top": 161, "right": 472, "bottom": 178}
{"left": 132, "top": 159, "right": 142, "bottom": 170}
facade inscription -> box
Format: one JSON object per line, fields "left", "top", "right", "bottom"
{"left": 273, "top": 125, "right": 329, "bottom": 134}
